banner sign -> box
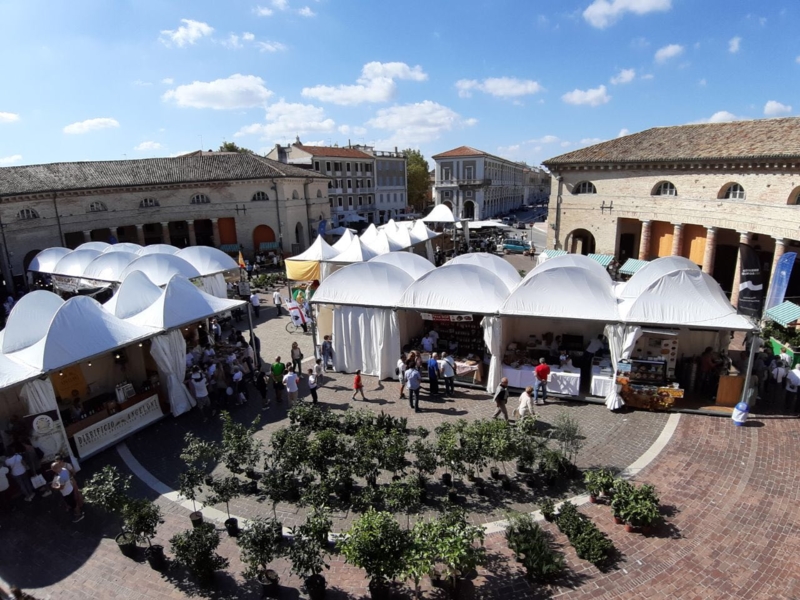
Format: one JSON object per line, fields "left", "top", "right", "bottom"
{"left": 73, "top": 395, "right": 161, "bottom": 458}
{"left": 23, "top": 410, "right": 71, "bottom": 463}
{"left": 764, "top": 252, "right": 797, "bottom": 312}
{"left": 420, "top": 313, "right": 473, "bottom": 322}
{"left": 737, "top": 243, "right": 764, "bottom": 318}
{"left": 51, "top": 365, "right": 88, "bottom": 400}
{"left": 317, "top": 220, "right": 327, "bottom": 236}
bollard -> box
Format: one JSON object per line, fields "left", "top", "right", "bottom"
{"left": 731, "top": 401, "right": 749, "bottom": 426}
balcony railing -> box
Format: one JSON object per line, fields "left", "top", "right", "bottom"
{"left": 435, "top": 178, "right": 491, "bottom": 187}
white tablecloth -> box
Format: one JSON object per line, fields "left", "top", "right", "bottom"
{"left": 590, "top": 375, "right": 615, "bottom": 397}
{"left": 501, "top": 365, "right": 580, "bottom": 396}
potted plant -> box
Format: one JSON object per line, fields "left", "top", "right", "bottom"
{"left": 340, "top": 508, "right": 409, "bottom": 600}
{"left": 178, "top": 467, "right": 206, "bottom": 527}
{"left": 410, "top": 438, "right": 437, "bottom": 502}
{"left": 429, "top": 508, "right": 486, "bottom": 598}
{"left": 83, "top": 466, "right": 135, "bottom": 557}
{"left": 505, "top": 512, "right": 565, "bottom": 582}
{"left": 402, "top": 519, "right": 438, "bottom": 600}
{"left": 384, "top": 479, "right": 422, "bottom": 529}
{"left": 512, "top": 416, "right": 539, "bottom": 474}
{"left": 620, "top": 484, "right": 660, "bottom": 533}
{"left": 551, "top": 411, "right": 584, "bottom": 468}
{"left": 207, "top": 474, "right": 242, "bottom": 536}
{"left": 435, "top": 422, "right": 463, "bottom": 486}
{"left": 610, "top": 479, "right": 634, "bottom": 525}
{"left": 486, "top": 419, "right": 516, "bottom": 482}
{"left": 305, "top": 506, "right": 333, "bottom": 547}
{"left": 238, "top": 516, "right": 285, "bottom": 597}
{"left": 460, "top": 421, "right": 489, "bottom": 483}
{"left": 287, "top": 512, "right": 331, "bottom": 600}
{"left": 584, "top": 468, "right": 615, "bottom": 503}
{"left": 123, "top": 498, "right": 165, "bottom": 570}
{"left": 170, "top": 522, "right": 230, "bottom": 587}
{"left": 220, "top": 411, "right": 263, "bottom": 475}
{"left": 540, "top": 498, "right": 556, "bottom": 522}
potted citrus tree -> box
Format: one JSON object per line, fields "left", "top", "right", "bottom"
{"left": 505, "top": 512, "right": 565, "bottom": 582}
{"left": 238, "top": 516, "right": 285, "bottom": 596}
{"left": 402, "top": 518, "right": 438, "bottom": 600}
{"left": 123, "top": 498, "right": 165, "bottom": 570}
{"left": 287, "top": 511, "right": 331, "bottom": 600}
{"left": 429, "top": 508, "right": 486, "bottom": 598}
{"left": 178, "top": 466, "right": 206, "bottom": 527}
{"left": 83, "top": 466, "right": 136, "bottom": 557}
{"left": 207, "top": 474, "right": 242, "bottom": 536}
{"left": 170, "top": 522, "right": 230, "bottom": 588}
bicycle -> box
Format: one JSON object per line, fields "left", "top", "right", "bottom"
{"left": 286, "top": 321, "right": 303, "bottom": 334}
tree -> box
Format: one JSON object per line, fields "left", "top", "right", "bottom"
{"left": 219, "top": 141, "right": 254, "bottom": 154}
{"left": 404, "top": 148, "right": 430, "bottom": 212}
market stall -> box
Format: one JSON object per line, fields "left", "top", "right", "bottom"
{"left": 445, "top": 253, "right": 522, "bottom": 290}
{"left": 284, "top": 236, "right": 340, "bottom": 281}
{"left": 369, "top": 252, "right": 435, "bottom": 281}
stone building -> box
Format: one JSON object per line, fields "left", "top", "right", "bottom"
{"left": 432, "top": 146, "right": 525, "bottom": 219}
{"left": 266, "top": 139, "right": 408, "bottom": 226}
{"left": 0, "top": 151, "right": 330, "bottom": 289}
{"left": 542, "top": 116, "right": 800, "bottom": 305}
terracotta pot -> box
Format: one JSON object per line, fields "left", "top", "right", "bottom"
{"left": 624, "top": 523, "right": 635, "bottom": 533}
{"left": 614, "top": 516, "right": 623, "bottom": 525}
{"left": 589, "top": 495, "right": 597, "bottom": 504}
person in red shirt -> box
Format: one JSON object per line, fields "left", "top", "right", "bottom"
{"left": 533, "top": 357, "right": 550, "bottom": 405}
{"left": 351, "top": 369, "right": 367, "bottom": 402}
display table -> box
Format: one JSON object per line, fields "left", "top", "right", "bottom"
{"left": 421, "top": 353, "right": 483, "bottom": 384}
{"left": 590, "top": 366, "right": 615, "bottom": 397}
{"left": 501, "top": 365, "right": 581, "bottom": 396}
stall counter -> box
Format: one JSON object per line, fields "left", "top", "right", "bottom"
{"left": 501, "top": 365, "right": 581, "bottom": 396}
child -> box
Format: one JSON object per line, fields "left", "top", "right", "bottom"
{"left": 351, "top": 369, "right": 367, "bottom": 402}
{"left": 307, "top": 368, "right": 319, "bottom": 404}
{"left": 314, "top": 358, "right": 324, "bottom": 386}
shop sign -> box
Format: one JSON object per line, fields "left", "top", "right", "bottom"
{"left": 420, "top": 313, "right": 473, "bottom": 322}
{"left": 73, "top": 395, "right": 161, "bottom": 458}
{"left": 23, "top": 410, "right": 71, "bottom": 463}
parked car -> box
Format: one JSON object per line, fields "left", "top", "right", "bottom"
{"left": 501, "top": 238, "right": 533, "bottom": 254}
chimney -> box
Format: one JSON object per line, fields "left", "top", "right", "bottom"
{"left": 348, "top": 139, "right": 351, "bottom": 148}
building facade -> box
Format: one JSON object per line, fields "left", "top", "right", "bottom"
{"left": 543, "top": 117, "right": 800, "bottom": 305}
{"left": 432, "top": 146, "right": 525, "bottom": 219}
{"left": 266, "top": 139, "right": 408, "bottom": 227}
{"left": 0, "top": 152, "right": 330, "bottom": 289}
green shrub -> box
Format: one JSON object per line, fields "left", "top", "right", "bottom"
{"left": 170, "top": 522, "right": 229, "bottom": 585}
{"left": 505, "top": 512, "right": 565, "bottom": 582}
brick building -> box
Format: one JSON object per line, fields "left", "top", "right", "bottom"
{"left": 543, "top": 117, "right": 800, "bottom": 305}
{"left": 0, "top": 152, "right": 330, "bottom": 290}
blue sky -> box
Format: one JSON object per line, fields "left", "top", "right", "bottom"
{"left": 0, "top": 0, "right": 797, "bottom": 169}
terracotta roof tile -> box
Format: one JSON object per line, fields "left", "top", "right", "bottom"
{"left": 432, "top": 146, "right": 488, "bottom": 159}
{"left": 294, "top": 145, "right": 373, "bottom": 159}
{"left": 0, "top": 154, "right": 317, "bottom": 198}
{"left": 544, "top": 117, "right": 800, "bottom": 167}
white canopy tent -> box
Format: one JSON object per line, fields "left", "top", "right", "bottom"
{"left": 446, "top": 253, "right": 522, "bottom": 290}
{"left": 331, "top": 229, "right": 356, "bottom": 252}
{"left": 104, "top": 243, "right": 143, "bottom": 254}
{"left": 104, "top": 271, "right": 165, "bottom": 319}
{"left": 524, "top": 253, "right": 610, "bottom": 282}
{"left": 76, "top": 241, "right": 110, "bottom": 252}
{"left": 2, "top": 291, "right": 65, "bottom": 354}
{"left": 312, "top": 262, "right": 415, "bottom": 378}
{"left": 369, "top": 252, "right": 435, "bottom": 281}
{"left": 364, "top": 229, "right": 405, "bottom": 254}
{"left": 617, "top": 256, "right": 701, "bottom": 300}
{"left": 118, "top": 254, "right": 201, "bottom": 287}
{"left": 285, "top": 236, "right": 340, "bottom": 281}
{"left": 51, "top": 249, "right": 102, "bottom": 277}
{"left": 320, "top": 236, "right": 380, "bottom": 280}
{"left": 454, "top": 220, "right": 513, "bottom": 230}
{"left": 81, "top": 251, "right": 140, "bottom": 283}
{"left": 360, "top": 223, "right": 380, "bottom": 244}
{"left": 384, "top": 223, "right": 413, "bottom": 249}
{"left": 0, "top": 348, "right": 41, "bottom": 389}
{"left": 28, "top": 248, "right": 71, "bottom": 273}
{"left": 176, "top": 246, "right": 239, "bottom": 276}
{"left": 422, "top": 204, "right": 456, "bottom": 223}
{"left": 398, "top": 264, "right": 512, "bottom": 314}
{"left": 137, "top": 244, "right": 180, "bottom": 256}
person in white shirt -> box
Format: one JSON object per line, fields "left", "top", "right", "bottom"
{"left": 517, "top": 386, "right": 535, "bottom": 420}
{"left": 307, "top": 368, "right": 319, "bottom": 403}
{"left": 273, "top": 290, "right": 283, "bottom": 316}
{"left": 439, "top": 352, "right": 456, "bottom": 397}
{"left": 422, "top": 335, "right": 434, "bottom": 353}
{"left": 5, "top": 444, "right": 34, "bottom": 501}
{"left": 785, "top": 363, "right": 800, "bottom": 413}
{"left": 397, "top": 353, "right": 407, "bottom": 400}
{"left": 428, "top": 329, "right": 440, "bottom": 346}
{"left": 314, "top": 358, "right": 324, "bottom": 386}
{"left": 190, "top": 367, "right": 212, "bottom": 421}
{"left": 772, "top": 360, "right": 789, "bottom": 405}
{"left": 283, "top": 366, "right": 300, "bottom": 406}
{"left": 250, "top": 292, "right": 261, "bottom": 318}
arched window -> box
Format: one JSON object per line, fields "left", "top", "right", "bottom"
{"left": 17, "top": 207, "right": 39, "bottom": 220}
{"left": 140, "top": 197, "right": 159, "bottom": 208}
{"left": 788, "top": 186, "right": 800, "bottom": 205}
{"left": 190, "top": 193, "right": 210, "bottom": 205}
{"left": 88, "top": 201, "right": 108, "bottom": 212}
{"left": 316, "top": 189, "right": 323, "bottom": 198}
{"left": 720, "top": 183, "right": 746, "bottom": 200}
{"left": 291, "top": 190, "right": 300, "bottom": 200}
{"left": 573, "top": 181, "right": 597, "bottom": 195}
{"left": 652, "top": 181, "right": 677, "bottom": 197}
{"left": 251, "top": 191, "right": 269, "bottom": 202}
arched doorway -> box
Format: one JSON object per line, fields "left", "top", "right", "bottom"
{"left": 295, "top": 222, "right": 305, "bottom": 249}
{"left": 253, "top": 225, "right": 276, "bottom": 252}
{"left": 566, "top": 228, "right": 596, "bottom": 255}
{"left": 463, "top": 200, "right": 475, "bottom": 220}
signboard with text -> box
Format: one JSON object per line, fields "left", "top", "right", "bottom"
{"left": 420, "top": 313, "right": 473, "bottom": 322}
{"left": 73, "top": 395, "right": 162, "bottom": 458}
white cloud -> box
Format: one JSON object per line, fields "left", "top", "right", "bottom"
{"left": 698, "top": 78, "right": 707, "bottom": 86}
{"left": 302, "top": 61, "right": 428, "bottom": 106}
{"left": 254, "top": 5, "right": 273, "bottom": 16}
{"left": 272, "top": 0, "right": 288, "bottom": 9}
{"left": 618, "top": 128, "right": 630, "bottom": 137}
{"left": 223, "top": 34, "right": 243, "bottom": 49}
{"left": 764, "top": 100, "right": 792, "bottom": 117}
{"left": 163, "top": 74, "right": 273, "bottom": 109}
{"left": 242, "top": 32, "right": 255, "bottom": 41}
{"left": 583, "top": 0, "right": 671, "bottom": 28}
{"left": 0, "top": 154, "right": 22, "bottom": 166}
{"left": 133, "top": 80, "right": 152, "bottom": 86}
{"left": 338, "top": 125, "right": 368, "bottom": 136}
{"left": 298, "top": 6, "right": 316, "bottom": 17}
{"left": 257, "top": 41, "right": 287, "bottom": 53}
{"left": 235, "top": 100, "right": 336, "bottom": 142}
{"left": 456, "top": 77, "right": 543, "bottom": 99}
{"left": 0, "top": 112, "right": 20, "bottom": 123}
{"left": 528, "top": 135, "right": 559, "bottom": 144}
{"left": 135, "top": 141, "right": 163, "bottom": 151}
{"left": 561, "top": 85, "right": 611, "bottom": 107}
{"left": 580, "top": 137, "right": 604, "bottom": 145}
{"left": 161, "top": 78, "right": 174, "bottom": 84}
{"left": 610, "top": 68, "right": 635, "bottom": 85}
{"left": 366, "top": 100, "right": 476, "bottom": 147}
{"left": 63, "top": 117, "right": 120, "bottom": 134}
{"left": 560, "top": 141, "right": 571, "bottom": 147}
{"left": 159, "top": 19, "right": 213, "bottom": 48}
{"left": 796, "top": 56, "right": 800, "bottom": 64}
{"left": 641, "top": 73, "right": 655, "bottom": 80}
{"left": 537, "top": 14, "right": 549, "bottom": 27}
{"left": 692, "top": 111, "right": 747, "bottom": 124}
{"left": 655, "top": 43, "right": 684, "bottom": 63}
{"left": 728, "top": 36, "right": 741, "bottom": 54}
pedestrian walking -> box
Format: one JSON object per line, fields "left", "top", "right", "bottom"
{"left": 492, "top": 377, "right": 510, "bottom": 422}
{"left": 291, "top": 342, "right": 303, "bottom": 375}
{"left": 271, "top": 357, "right": 286, "bottom": 403}
{"left": 533, "top": 357, "right": 550, "bottom": 405}
{"left": 250, "top": 291, "right": 261, "bottom": 318}
{"left": 273, "top": 290, "right": 283, "bottom": 316}
{"left": 352, "top": 369, "right": 367, "bottom": 401}
{"left": 5, "top": 444, "right": 34, "bottom": 502}
{"left": 427, "top": 352, "right": 440, "bottom": 396}
{"left": 51, "top": 455, "right": 83, "bottom": 520}
{"left": 232, "top": 366, "right": 247, "bottom": 405}
{"left": 406, "top": 362, "right": 421, "bottom": 412}
{"left": 307, "top": 368, "right": 319, "bottom": 404}
{"left": 439, "top": 352, "right": 456, "bottom": 397}
{"left": 190, "top": 367, "right": 212, "bottom": 421}
{"left": 283, "top": 366, "right": 300, "bottom": 406}
{"left": 321, "top": 336, "right": 334, "bottom": 371}
{"left": 255, "top": 369, "right": 270, "bottom": 410}
{"left": 314, "top": 358, "right": 324, "bottom": 386}
{"left": 517, "top": 386, "right": 535, "bottom": 420}
{"left": 397, "top": 352, "right": 407, "bottom": 400}
{"left": 51, "top": 459, "right": 83, "bottom": 522}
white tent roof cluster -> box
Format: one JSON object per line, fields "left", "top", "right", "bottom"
{"left": 0, "top": 273, "right": 245, "bottom": 389}
{"left": 312, "top": 252, "right": 755, "bottom": 330}
{"left": 30, "top": 245, "right": 238, "bottom": 285}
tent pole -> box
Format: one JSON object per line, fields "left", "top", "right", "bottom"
{"left": 246, "top": 303, "right": 258, "bottom": 369}
{"left": 740, "top": 324, "right": 758, "bottom": 406}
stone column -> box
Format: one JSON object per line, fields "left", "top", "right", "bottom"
{"left": 160, "top": 222, "right": 171, "bottom": 245}
{"left": 730, "top": 231, "right": 751, "bottom": 308}
{"left": 671, "top": 223, "right": 683, "bottom": 257}
{"left": 211, "top": 218, "right": 221, "bottom": 247}
{"left": 187, "top": 220, "right": 197, "bottom": 247}
{"left": 766, "top": 237, "right": 787, "bottom": 306}
{"left": 83, "top": 230, "right": 92, "bottom": 243}
{"left": 135, "top": 224, "right": 146, "bottom": 245}
{"left": 702, "top": 227, "right": 717, "bottom": 275}
{"left": 638, "top": 220, "right": 651, "bottom": 261}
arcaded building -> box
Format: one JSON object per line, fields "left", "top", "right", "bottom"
{"left": 543, "top": 117, "right": 800, "bottom": 305}
{"left": 0, "top": 152, "right": 330, "bottom": 289}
